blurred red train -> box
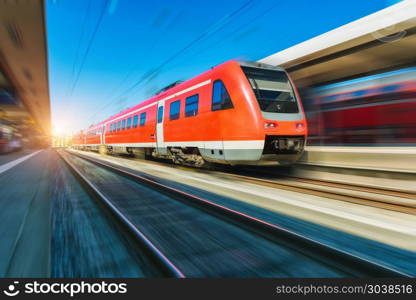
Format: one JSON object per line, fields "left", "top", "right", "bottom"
{"left": 73, "top": 60, "right": 307, "bottom": 166}
{"left": 306, "top": 66, "right": 416, "bottom": 145}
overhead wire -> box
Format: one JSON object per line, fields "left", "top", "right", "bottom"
{"left": 113, "top": 0, "right": 255, "bottom": 100}
{"left": 168, "top": 0, "right": 284, "bottom": 69}
{"left": 89, "top": 5, "right": 182, "bottom": 122}
{"left": 86, "top": 0, "right": 255, "bottom": 124}
{"left": 67, "top": 0, "right": 110, "bottom": 103}
{"left": 65, "top": 0, "right": 92, "bottom": 98}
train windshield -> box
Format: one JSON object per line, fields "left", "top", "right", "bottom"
{"left": 242, "top": 66, "right": 299, "bottom": 113}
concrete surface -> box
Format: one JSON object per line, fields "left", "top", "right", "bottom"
{"left": 0, "top": 149, "right": 51, "bottom": 277}
{"left": 71, "top": 150, "right": 416, "bottom": 252}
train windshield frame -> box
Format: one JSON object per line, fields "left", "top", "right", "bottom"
{"left": 242, "top": 66, "right": 299, "bottom": 114}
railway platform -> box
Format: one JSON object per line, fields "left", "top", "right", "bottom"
{"left": 0, "top": 149, "right": 51, "bottom": 277}
{"left": 299, "top": 146, "right": 416, "bottom": 175}
{"left": 0, "top": 148, "right": 415, "bottom": 277}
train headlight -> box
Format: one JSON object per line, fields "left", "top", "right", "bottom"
{"left": 295, "top": 123, "right": 305, "bottom": 131}
{"left": 264, "top": 122, "right": 278, "bottom": 129}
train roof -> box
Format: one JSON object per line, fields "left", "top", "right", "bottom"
{"left": 98, "top": 60, "right": 234, "bottom": 125}
{"left": 85, "top": 60, "right": 286, "bottom": 128}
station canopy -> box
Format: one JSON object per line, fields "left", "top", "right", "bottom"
{"left": 259, "top": 0, "right": 416, "bottom": 87}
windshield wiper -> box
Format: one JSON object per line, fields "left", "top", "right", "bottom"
{"left": 249, "top": 78, "right": 261, "bottom": 99}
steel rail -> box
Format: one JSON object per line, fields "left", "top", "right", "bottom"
{"left": 58, "top": 150, "right": 186, "bottom": 278}
{"left": 66, "top": 150, "right": 411, "bottom": 278}
{"left": 224, "top": 172, "right": 416, "bottom": 215}
{"left": 106, "top": 153, "right": 416, "bottom": 214}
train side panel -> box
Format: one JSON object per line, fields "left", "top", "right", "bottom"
{"left": 73, "top": 60, "right": 307, "bottom": 166}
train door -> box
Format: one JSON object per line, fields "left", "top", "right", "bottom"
{"left": 156, "top": 102, "right": 167, "bottom": 155}
{"left": 101, "top": 125, "right": 105, "bottom": 145}
{"left": 99, "top": 126, "right": 102, "bottom": 144}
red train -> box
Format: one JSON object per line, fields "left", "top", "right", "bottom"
{"left": 73, "top": 61, "right": 307, "bottom": 166}
{"left": 306, "top": 66, "right": 416, "bottom": 145}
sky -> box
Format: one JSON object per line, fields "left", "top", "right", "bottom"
{"left": 46, "top": 0, "right": 401, "bottom": 135}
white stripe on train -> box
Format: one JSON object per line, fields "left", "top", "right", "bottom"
{"left": 77, "top": 140, "right": 265, "bottom": 150}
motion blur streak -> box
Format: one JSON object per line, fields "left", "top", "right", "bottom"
{"left": 0, "top": 0, "right": 415, "bottom": 279}
{"left": 305, "top": 66, "right": 416, "bottom": 145}
{"left": 0, "top": 0, "right": 51, "bottom": 153}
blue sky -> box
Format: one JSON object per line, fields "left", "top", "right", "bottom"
{"left": 46, "top": 0, "right": 400, "bottom": 134}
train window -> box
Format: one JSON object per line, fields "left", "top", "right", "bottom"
{"left": 127, "top": 117, "right": 132, "bottom": 129}
{"left": 122, "top": 119, "right": 126, "bottom": 130}
{"left": 140, "top": 112, "right": 146, "bottom": 126}
{"left": 117, "top": 121, "right": 121, "bottom": 131}
{"left": 212, "top": 80, "right": 233, "bottom": 111}
{"left": 133, "top": 115, "right": 138, "bottom": 128}
{"left": 157, "top": 106, "right": 164, "bottom": 123}
{"left": 169, "top": 100, "right": 180, "bottom": 120}
{"left": 185, "top": 94, "right": 199, "bottom": 117}
{"left": 110, "top": 123, "right": 114, "bottom": 133}
{"left": 242, "top": 66, "right": 298, "bottom": 113}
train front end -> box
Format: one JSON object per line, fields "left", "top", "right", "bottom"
{"left": 240, "top": 62, "right": 307, "bottom": 165}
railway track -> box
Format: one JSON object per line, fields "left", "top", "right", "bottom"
{"left": 223, "top": 170, "right": 416, "bottom": 215}
{"left": 51, "top": 150, "right": 168, "bottom": 277}
{"left": 60, "top": 149, "right": 410, "bottom": 277}
{"left": 58, "top": 150, "right": 184, "bottom": 278}
{"left": 110, "top": 152, "right": 416, "bottom": 215}
{"left": 106, "top": 152, "right": 415, "bottom": 215}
